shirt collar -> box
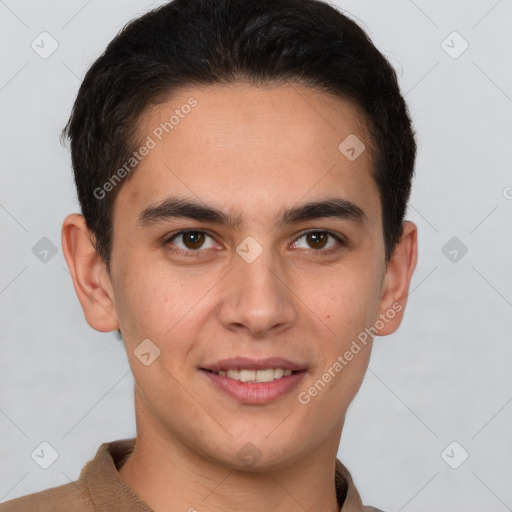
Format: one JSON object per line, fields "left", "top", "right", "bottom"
{"left": 80, "top": 438, "right": 365, "bottom": 511}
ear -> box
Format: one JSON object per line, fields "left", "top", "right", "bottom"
{"left": 61, "top": 213, "right": 119, "bottom": 332}
{"left": 375, "top": 221, "right": 418, "bottom": 336}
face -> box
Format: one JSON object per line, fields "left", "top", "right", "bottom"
{"left": 64, "top": 82, "right": 416, "bottom": 470}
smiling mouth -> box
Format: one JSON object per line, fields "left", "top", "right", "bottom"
{"left": 201, "top": 367, "right": 307, "bottom": 405}
{"left": 202, "top": 368, "right": 304, "bottom": 384}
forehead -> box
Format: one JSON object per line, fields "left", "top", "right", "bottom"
{"left": 115, "top": 82, "right": 381, "bottom": 228}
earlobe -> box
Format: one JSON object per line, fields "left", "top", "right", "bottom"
{"left": 375, "top": 221, "right": 418, "bottom": 336}
{"left": 61, "top": 213, "right": 119, "bottom": 332}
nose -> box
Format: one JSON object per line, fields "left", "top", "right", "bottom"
{"left": 217, "top": 246, "right": 297, "bottom": 339}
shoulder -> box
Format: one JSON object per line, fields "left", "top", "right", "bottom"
{"left": 0, "top": 438, "right": 138, "bottom": 512}
{"left": 0, "top": 479, "right": 95, "bottom": 512}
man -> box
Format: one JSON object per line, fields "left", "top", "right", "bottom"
{"left": 0, "top": 0, "right": 417, "bottom": 510}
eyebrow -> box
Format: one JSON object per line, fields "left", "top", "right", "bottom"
{"left": 137, "top": 196, "right": 368, "bottom": 229}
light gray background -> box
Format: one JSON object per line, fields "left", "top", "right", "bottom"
{"left": 1, "top": 1, "right": 511, "bottom": 510}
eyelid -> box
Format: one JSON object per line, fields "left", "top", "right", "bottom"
{"left": 163, "top": 229, "right": 220, "bottom": 256}
{"left": 163, "top": 228, "right": 347, "bottom": 256}
{"left": 295, "top": 228, "right": 347, "bottom": 246}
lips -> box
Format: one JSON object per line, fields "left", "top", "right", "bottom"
{"left": 201, "top": 368, "right": 306, "bottom": 404}
{"left": 201, "top": 356, "right": 307, "bottom": 373}
{"left": 200, "top": 357, "right": 307, "bottom": 404}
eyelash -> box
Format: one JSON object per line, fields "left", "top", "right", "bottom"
{"left": 163, "top": 229, "right": 347, "bottom": 258}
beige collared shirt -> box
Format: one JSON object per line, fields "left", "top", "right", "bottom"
{"left": 0, "top": 438, "right": 384, "bottom": 511}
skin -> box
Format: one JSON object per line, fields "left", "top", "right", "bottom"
{"left": 62, "top": 83, "right": 417, "bottom": 512}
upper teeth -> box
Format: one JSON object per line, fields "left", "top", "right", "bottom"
{"left": 216, "top": 368, "right": 293, "bottom": 382}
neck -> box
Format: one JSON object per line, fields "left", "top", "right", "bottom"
{"left": 117, "top": 397, "right": 344, "bottom": 512}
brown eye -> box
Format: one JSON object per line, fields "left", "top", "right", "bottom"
{"left": 165, "top": 230, "right": 217, "bottom": 255}
{"left": 306, "top": 232, "right": 328, "bottom": 249}
{"left": 292, "top": 230, "right": 345, "bottom": 253}
{"left": 181, "top": 231, "right": 206, "bottom": 250}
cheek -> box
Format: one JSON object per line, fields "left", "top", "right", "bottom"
{"left": 297, "top": 276, "right": 378, "bottom": 419}
{"left": 110, "top": 253, "right": 175, "bottom": 338}
{"left": 112, "top": 255, "right": 219, "bottom": 346}
{"left": 302, "top": 264, "right": 382, "bottom": 339}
